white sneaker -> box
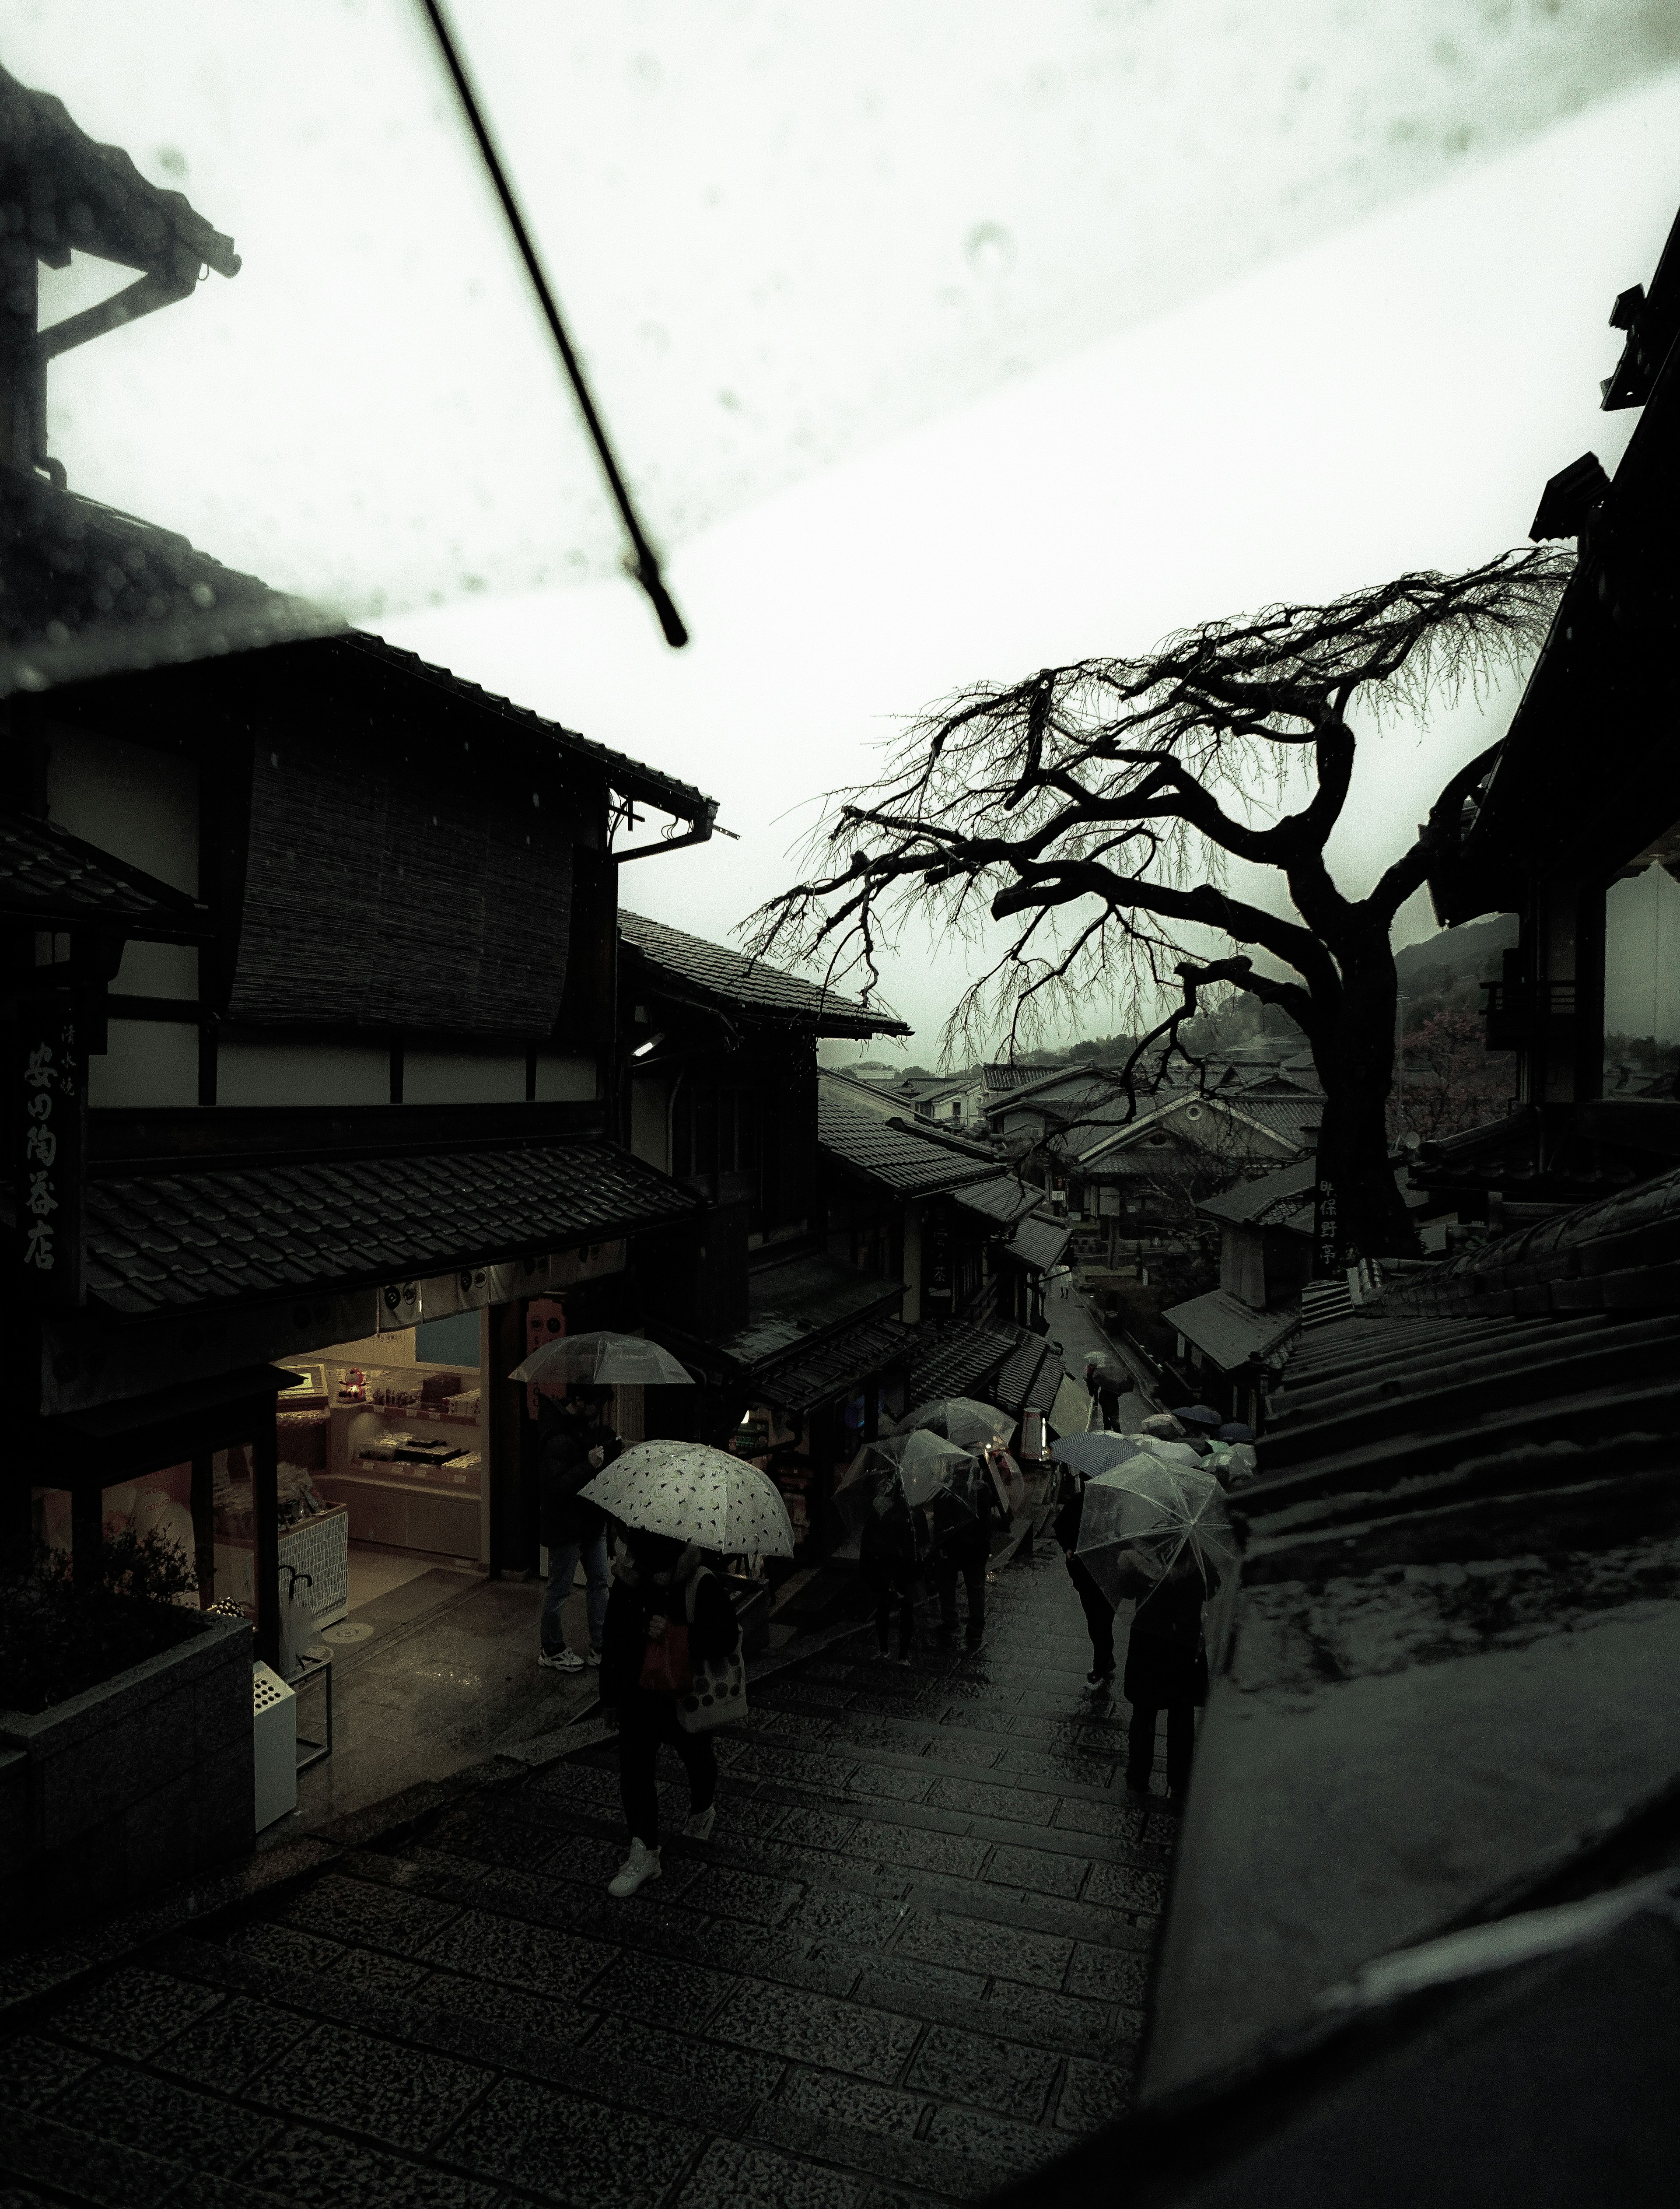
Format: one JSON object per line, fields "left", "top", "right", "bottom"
{"left": 539, "top": 1649, "right": 584, "bottom": 1673}
{"left": 682, "top": 1804, "right": 716, "bottom": 1841}
{"left": 608, "top": 1838, "right": 662, "bottom": 1897}
{"left": 584, "top": 1649, "right": 602, "bottom": 1668}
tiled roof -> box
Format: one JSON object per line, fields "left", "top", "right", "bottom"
{"left": 0, "top": 476, "right": 316, "bottom": 697}
{"left": 1197, "top": 1157, "right": 1319, "bottom": 1228}
{"left": 80, "top": 1140, "right": 700, "bottom": 1320}
{"left": 621, "top": 911, "right": 906, "bottom": 1036}
{"left": 982, "top": 1062, "right": 1058, "bottom": 1091}
{"left": 752, "top": 1317, "right": 919, "bottom": 1413}
{"left": 0, "top": 813, "right": 212, "bottom": 937}
{"left": 818, "top": 1101, "right": 997, "bottom": 1196}
{"left": 713, "top": 1251, "right": 904, "bottom": 1371}
{"left": 1160, "top": 1287, "right": 1300, "bottom": 1371}
{"left": 1007, "top": 1214, "right": 1073, "bottom": 1273}
{"left": 346, "top": 638, "right": 716, "bottom": 829}
{"left": 951, "top": 1176, "right": 1043, "bottom": 1229}
{"left": 907, "top": 1319, "right": 1064, "bottom": 1419}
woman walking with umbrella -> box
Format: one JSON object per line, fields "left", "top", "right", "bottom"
{"left": 580, "top": 1439, "right": 794, "bottom": 1898}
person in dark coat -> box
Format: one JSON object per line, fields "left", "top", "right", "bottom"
{"left": 928, "top": 1457, "right": 1003, "bottom": 1650}
{"left": 1086, "top": 1361, "right": 1121, "bottom": 1431}
{"left": 598, "top": 1526, "right": 741, "bottom": 1897}
{"left": 537, "top": 1389, "right": 619, "bottom": 1672}
{"left": 859, "top": 1470, "right": 924, "bottom": 1663}
{"left": 1054, "top": 1466, "right": 1117, "bottom": 1686}
{"left": 1109, "top": 1544, "right": 1219, "bottom": 1802}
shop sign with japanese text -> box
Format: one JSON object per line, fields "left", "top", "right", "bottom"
{"left": 17, "top": 996, "right": 85, "bottom": 1307}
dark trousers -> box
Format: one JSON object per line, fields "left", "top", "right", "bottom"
{"left": 933, "top": 1549, "right": 986, "bottom": 1644}
{"left": 617, "top": 1691, "right": 716, "bottom": 1848}
{"left": 866, "top": 1565, "right": 918, "bottom": 1656}
{"left": 1066, "top": 1553, "right": 1115, "bottom": 1674}
{"left": 1127, "top": 1702, "right": 1195, "bottom": 1795}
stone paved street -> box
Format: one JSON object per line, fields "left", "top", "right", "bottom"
{"left": 0, "top": 1533, "right": 1179, "bottom": 2208}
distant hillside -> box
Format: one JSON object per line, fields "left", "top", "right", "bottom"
{"left": 1394, "top": 914, "right": 1518, "bottom": 1001}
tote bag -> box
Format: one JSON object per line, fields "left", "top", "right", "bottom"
{"left": 674, "top": 1567, "right": 748, "bottom": 1734}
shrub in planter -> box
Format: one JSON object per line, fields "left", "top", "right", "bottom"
{"left": 0, "top": 1529, "right": 203, "bottom": 1716}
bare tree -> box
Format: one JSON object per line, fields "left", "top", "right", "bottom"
{"left": 748, "top": 550, "right": 1568, "bottom": 1257}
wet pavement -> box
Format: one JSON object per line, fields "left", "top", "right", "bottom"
{"left": 0, "top": 1532, "right": 1180, "bottom": 2207}
{"left": 1042, "top": 1276, "right": 1155, "bottom": 1399}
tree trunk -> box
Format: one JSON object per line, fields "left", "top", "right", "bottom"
{"left": 1310, "top": 923, "right": 1421, "bottom": 1261}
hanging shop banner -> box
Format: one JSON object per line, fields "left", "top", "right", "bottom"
{"left": 17, "top": 992, "right": 85, "bottom": 1309}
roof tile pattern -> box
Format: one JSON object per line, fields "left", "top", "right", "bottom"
{"left": 0, "top": 813, "right": 210, "bottom": 933}
{"left": 819, "top": 1100, "right": 997, "bottom": 1196}
{"left": 82, "top": 1141, "right": 699, "bottom": 1319}
{"left": 623, "top": 912, "right": 906, "bottom": 1036}
{"left": 1161, "top": 1288, "right": 1300, "bottom": 1370}
{"left": 752, "top": 1317, "right": 920, "bottom": 1412}
{"left": 714, "top": 1252, "right": 904, "bottom": 1371}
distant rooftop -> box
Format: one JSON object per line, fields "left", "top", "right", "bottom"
{"left": 622, "top": 912, "right": 908, "bottom": 1038}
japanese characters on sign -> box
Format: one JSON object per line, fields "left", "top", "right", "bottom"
{"left": 18, "top": 996, "right": 85, "bottom": 1308}
{"left": 1312, "top": 1172, "right": 1347, "bottom": 1281}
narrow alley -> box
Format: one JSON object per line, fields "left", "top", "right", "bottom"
{"left": 1, "top": 1534, "right": 1176, "bottom": 2209}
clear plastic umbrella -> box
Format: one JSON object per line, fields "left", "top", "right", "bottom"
{"left": 581, "top": 1440, "right": 795, "bottom": 1556}
{"left": 1049, "top": 1431, "right": 1149, "bottom": 1478}
{"left": 891, "top": 1397, "right": 1010, "bottom": 1453}
{"left": 1074, "top": 1452, "right": 1236, "bottom": 1609}
{"left": 872, "top": 1428, "right": 976, "bottom": 1509}
{"left": 509, "top": 1332, "right": 693, "bottom": 1386}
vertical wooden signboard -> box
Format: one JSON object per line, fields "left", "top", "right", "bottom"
{"left": 17, "top": 992, "right": 85, "bottom": 1309}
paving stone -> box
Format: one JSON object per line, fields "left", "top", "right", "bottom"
{"left": 983, "top": 1843, "right": 1091, "bottom": 1899}
{"left": 1, "top": 2032, "right": 100, "bottom": 2110}
{"left": 705, "top": 1796, "right": 791, "bottom": 1839}
{"left": 217, "top": 1923, "right": 345, "bottom": 1974}
{"left": 774, "top": 2066, "right": 928, "bottom": 2139}
{"left": 914, "top": 1734, "right": 1002, "bottom": 1771}
{"left": 582, "top": 1950, "right": 735, "bottom": 2030}
{"left": 1055, "top": 2055, "right": 1134, "bottom": 2131}
{"left": 1081, "top": 1860, "right": 1167, "bottom": 1914}
{"left": 855, "top": 1825, "right": 990, "bottom": 1879}
{"left": 325, "top": 1947, "right": 435, "bottom": 1997}
{"left": 922, "top": 2103, "right": 1065, "bottom": 2177}
{"left": 416, "top": 1904, "right": 616, "bottom": 1998}
{"left": 677, "top": 2138, "right": 861, "bottom": 2209}
{"left": 714, "top": 1980, "right": 924, "bottom": 2083}
{"left": 728, "top": 1746, "right": 860, "bottom": 1790}
{"left": 443, "top": 2073, "right": 698, "bottom": 2207}
{"left": 525, "top": 1765, "right": 623, "bottom": 1812}
{"left": 1050, "top": 1796, "right": 1148, "bottom": 1843}
{"left": 905, "top": 2025, "right": 1060, "bottom": 2121}
{"left": 0, "top": 2105, "right": 180, "bottom": 2209}
{"left": 978, "top": 1980, "right": 1118, "bottom": 2058}
{"left": 149, "top": 1994, "right": 309, "bottom": 2091}
{"left": 925, "top": 1776, "right": 1057, "bottom": 1826}
{"left": 758, "top": 1681, "right": 854, "bottom": 1712}
{"left": 774, "top": 1808, "right": 862, "bottom": 1853}
{"left": 791, "top": 1889, "right": 910, "bottom": 1946}
{"left": 283, "top": 1875, "right": 462, "bottom": 1956}
{"left": 50, "top": 2062, "right": 277, "bottom": 2177}
{"left": 427, "top": 1808, "right": 564, "bottom": 1873}
{"left": 679, "top": 1862, "right": 803, "bottom": 1926}
{"left": 1065, "top": 1943, "right": 1150, "bottom": 2007}
{"left": 745, "top": 1706, "right": 836, "bottom": 1739}
{"left": 850, "top": 1954, "right": 990, "bottom": 2015}
{"left": 411, "top": 1968, "right": 595, "bottom": 2044}
{"left": 49, "top": 1968, "right": 221, "bottom": 2058}
{"left": 585, "top": 2013, "right": 784, "bottom": 2098}
{"left": 895, "top": 1912, "right": 1074, "bottom": 1991}
{"left": 254, "top": 2020, "right": 491, "bottom": 2153}
{"left": 243, "top": 2122, "right": 507, "bottom": 2208}
{"left": 848, "top": 1766, "right": 937, "bottom": 1806}
{"left": 993, "top": 1746, "right": 1116, "bottom": 1786}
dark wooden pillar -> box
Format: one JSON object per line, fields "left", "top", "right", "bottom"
{"left": 252, "top": 1405, "right": 280, "bottom": 1670}
{"left": 71, "top": 1480, "right": 103, "bottom": 1583}
{"left": 190, "top": 1453, "right": 215, "bottom": 1607}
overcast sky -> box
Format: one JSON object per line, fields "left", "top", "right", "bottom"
{"left": 389, "top": 67, "right": 1680, "bottom": 1058}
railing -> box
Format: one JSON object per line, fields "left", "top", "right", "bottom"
{"left": 1482, "top": 979, "right": 1576, "bottom": 1052}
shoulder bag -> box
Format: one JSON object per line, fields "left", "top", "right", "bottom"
{"left": 674, "top": 1567, "right": 748, "bottom": 1733}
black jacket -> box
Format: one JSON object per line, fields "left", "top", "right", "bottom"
{"left": 538, "top": 1414, "right": 618, "bottom": 1546}
{"left": 859, "top": 1480, "right": 925, "bottom": 1582}
{"left": 1053, "top": 1468, "right": 1086, "bottom": 1554}
{"left": 599, "top": 1557, "right": 740, "bottom": 1708}
{"left": 929, "top": 1469, "right": 1002, "bottom": 1561}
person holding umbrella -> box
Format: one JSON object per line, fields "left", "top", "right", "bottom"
{"left": 859, "top": 1465, "right": 926, "bottom": 1663}
{"left": 579, "top": 1438, "right": 794, "bottom": 1899}
{"left": 536, "top": 1387, "right": 618, "bottom": 1673}
{"left": 928, "top": 1452, "right": 1003, "bottom": 1651}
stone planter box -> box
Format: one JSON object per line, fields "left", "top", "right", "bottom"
{"left": 0, "top": 1613, "right": 254, "bottom": 1921}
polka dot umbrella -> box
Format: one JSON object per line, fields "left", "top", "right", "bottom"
{"left": 580, "top": 1440, "right": 796, "bottom": 1557}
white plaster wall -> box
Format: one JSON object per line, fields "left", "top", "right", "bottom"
{"left": 88, "top": 1021, "right": 199, "bottom": 1108}
{"left": 403, "top": 1052, "right": 527, "bottom": 1105}
{"left": 48, "top": 726, "right": 199, "bottom": 1000}
{"left": 217, "top": 1041, "right": 390, "bottom": 1108}
{"left": 534, "top": 1054, "right": 598, "bottom": 1102}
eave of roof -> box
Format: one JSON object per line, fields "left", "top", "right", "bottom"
{"left": 0, "top": 811, "right": 214, "bottom": 939}
{"left": 818, "top": 1099, "right": 998, "bottom": 1197}
{"left": 621, "top": 910, "right": 908, "bottom": 1037}
{"left": 1161, "top": 1287, "right": 1300, "bottom": 1370}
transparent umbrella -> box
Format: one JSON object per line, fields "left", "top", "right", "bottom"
{"left": 1074, "top": 1452, "right": 1236, "bottom": 1609}
{"left": 581, "top": 1440, "right": 794, "bottom": 1557}
{"left": 872, "top": 1428, "right": 976, "bottom": 1509}
{"left": 1049, "top": 1432, "right": 1149, "bottom": 1478}
{"left": 509, "top": 1332, "right": 693, "bottom": 1386}
{"left": 891, "top": 1398, "right": 1010, "bottom": 1453}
